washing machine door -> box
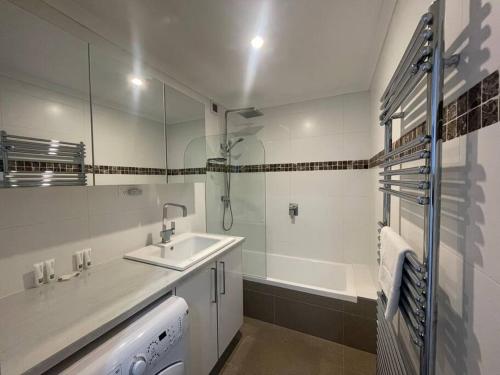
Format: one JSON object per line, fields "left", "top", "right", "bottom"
{"left": 156, "top": 361, "right": 184, "bottom": 375}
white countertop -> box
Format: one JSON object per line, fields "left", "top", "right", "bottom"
{"left": 0, "top": 236, "right": 244, "bottom": 375}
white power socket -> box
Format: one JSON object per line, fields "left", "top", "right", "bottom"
{"left": 74, "top": 250, "right": 84, "bottom": 271}
{"left": 33, "top": 262, "right": 44, "bottom": 287}
{"left": 44, "top": 259, "right": 55, "bottom": 282}
{"left": 83, "top": 248, "right": 92, "bottom": 269}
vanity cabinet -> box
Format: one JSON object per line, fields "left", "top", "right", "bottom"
{"left": 175, "top": 243, "right": 243, "bottom": 375}
{"left": 217, "top": 247, "right": 243, "bottom": 355}
{"left": 175, "top": 261, "right": 219, "bottom": 375}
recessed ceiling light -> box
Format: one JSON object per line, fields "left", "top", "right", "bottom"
{"left": 130, "top": 77, "right": 144, "bottom": 87}
{"left": 251, "top": 36, "right": 264, "bottom": 49}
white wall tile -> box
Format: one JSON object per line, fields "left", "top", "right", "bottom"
{"left": 290, "top": 134, "right": 344, "bottom": 162}
{"left": 0, "top": 182, "right": 205, "bottom": 298}
{"left": 343, "top": 131, "right": 371, "bottom": 160}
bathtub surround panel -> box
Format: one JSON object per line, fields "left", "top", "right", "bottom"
{"left": 0, "top": 182, "right": 206, "bottom": 298}
{"left": 243, "top": 280, "right": 377, "bottom": 354}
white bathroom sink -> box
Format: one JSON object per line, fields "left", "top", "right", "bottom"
{"left": 124, "top": 233, "right": 235, "bottom": 271}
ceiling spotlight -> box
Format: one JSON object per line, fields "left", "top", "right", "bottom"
{"left": 251, "top": 36, "right": 264, "bottom": 49}
{"left": 130, "top": 77, "right": 144, "bottom": 87}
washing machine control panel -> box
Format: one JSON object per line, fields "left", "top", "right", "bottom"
{"left": 133, "top": 313, "right": 188, "bottom": 371}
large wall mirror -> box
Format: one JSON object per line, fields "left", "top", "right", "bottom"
{"left": 0, "top": 0, "right": 92, "bottom": 187}
{"left": 165, "top": 85, "right": 205, "bottom": 184}
{"left": 0, "top": 0, "right": 206, "bottom": 188}
{"left": 89, "top": 46, "right": 167, "bottom": 185}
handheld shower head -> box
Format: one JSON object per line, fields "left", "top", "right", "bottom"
{"left": 227, "top": 137, "right": 244, "bottom": 152}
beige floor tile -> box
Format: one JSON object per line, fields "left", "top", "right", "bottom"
{"left": 343, "top": 346, "right": 376, "bottom": 375}
{"left": 221, "top": 317, "right": 345, "bottom": 375}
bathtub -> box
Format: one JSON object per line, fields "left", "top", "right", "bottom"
{"left": 243, "top": 250, "right": 357, "bottom": 302}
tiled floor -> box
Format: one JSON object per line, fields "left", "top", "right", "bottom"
{"left": 220, "top": 318, "right": 376, "bottom": 375}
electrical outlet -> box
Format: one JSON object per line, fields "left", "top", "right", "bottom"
{"left": 44, "top": 259, "right": 55, "bottom": 282}
{"left": 74, "top": 250, "right": 84, "bottom": 271}
{"left": 33, "top": 262, "right": 44, "bottom": 287}
{"left": 83, "top": 248, "right": 92, "bottom": 269}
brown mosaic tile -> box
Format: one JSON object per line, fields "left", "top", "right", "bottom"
{"left": 457, "top": 114, "right": 468, "bottom": 136}
{"left": 483, "top": 71, "right": 499, "bottom": 102}
{"left": 445, "top": 100, "right": 457, "bottom": 122}
{"left": 446, "top": 119, "right": 457, "bottom": 141}
{"left": 457, "top": 92, "right": 468, "bottom": 116}
{"left": 468, "top": 82, "right": 482, "bottom": 109}
{"left": 468, "top": 106, "right": 481, "bottom": 132}
{"left": 482, "top": 98, "right": 499, "bottom": 128}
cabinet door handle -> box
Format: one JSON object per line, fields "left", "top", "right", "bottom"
{"left": 210, "top": 267, "right": 217, "bottom": 303}
{"left": 220, "top": 261, "right": 226, "bottom": 295}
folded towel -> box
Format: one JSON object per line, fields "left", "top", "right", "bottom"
{"left": 378, "top": 226, "right": 413, "bottom": 320}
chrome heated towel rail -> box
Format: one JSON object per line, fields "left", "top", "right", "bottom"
{"left": 0, "top": 131, "right": 87, "bottom": 187}
{"left": 376, "top": 1, "right": 459, "bottom": 374}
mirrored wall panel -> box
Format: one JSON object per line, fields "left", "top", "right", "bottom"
{"left": 89, "top": 46, "right": 167, "bottom": 185}
{"left": 0, "top": 0, "right": 92, "bottom": 187}
{"left": 165, "top": 85, "right": 205, "bottom": 183}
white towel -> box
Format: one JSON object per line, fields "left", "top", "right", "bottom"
{"left": 378, "top": 226, "right": 413, "bottom": 320}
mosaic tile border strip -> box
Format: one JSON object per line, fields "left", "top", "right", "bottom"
{"left": 369, "top": 70, "right": 499, "bottom": 168}
{"left": 204, "top": 160, "right": 369, "bottom": 173}
{"left": 0, "top": 160, "right": 84, "bottom": 173}
{"left": 88, "top": 165, "right": 166, "bottom": 175}
{"left": 167, "top": 167, "right": 206, "bottom": 176}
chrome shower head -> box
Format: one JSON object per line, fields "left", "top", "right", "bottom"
{"left": 237, "top": 108, "right": 263, "bottom": 119}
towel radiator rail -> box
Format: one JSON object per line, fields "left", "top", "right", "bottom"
{"left": 0, "top": 131, "right": 87, "bottom": 188}
{"left": 376, "top": 1, "right": 459, "bottom": 374}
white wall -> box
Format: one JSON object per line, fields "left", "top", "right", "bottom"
{"left": 369, "top": 1, "right": 500, "bottom": 373}
{"left": 0, "top": 182, "right": 206, "bottom": 299}
{"left": 166, "top": 119, "right": 205, "bottom": 170}
{"left": 222, "top": 93, "right": 373, "bottom": 273}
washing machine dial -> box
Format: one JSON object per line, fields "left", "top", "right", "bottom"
{"left": 129, "top": 356, "right": 147, "bottom": 375}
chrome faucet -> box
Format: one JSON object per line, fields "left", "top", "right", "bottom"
{"left": 161, "top": 203, "right": 187, "bottom": 243}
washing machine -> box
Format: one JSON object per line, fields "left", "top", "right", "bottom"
{"left": 59, "top": 295, "right": 189, "bottom": 375}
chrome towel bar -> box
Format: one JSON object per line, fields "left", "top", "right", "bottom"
{"left": 376, "top": 1, "right": 458, "bottom": 374}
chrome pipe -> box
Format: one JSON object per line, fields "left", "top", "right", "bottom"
{"left": 402, "top": 287, "right": 425, "bottom": 319}
{"left": 406, "top": 252, "right": 427, "bottom": 273}
{"left": 402, "top": 273, "right": 425, "bottom": 294}
{"left": 400, "top": 301, "right": 424, "bottom": 347}
{"left": 382, "top": 135, "right": 431, "bottom": 160}
{"left": 382, "top": 120, "right": 393, "bottom": 227}
{"left": 3, "top": 133, "right": 83, "bottom": 147}
{"left": 381, "top": 12, "right": 433, "bottom": 102}
{"left": 377, "top": 295, "right": 408, "bottom": 374}
{"left": 401, "top": 298, "right": 425, "bottom": 335}
{"left": 379, "top": 166, "right": 430, "bottom": 176}
{"left": 381, "top": 45, "right": 433, "bottom": 111}
{"left": 381, "top": 67, "right": 427, "bottom": 124}
{"left": 422, "top": 1, "right": 445, "bottom": 373}
{"left": 379, "top": 179, "right": 430, "bottom": 190}
{"left": 379, "top": 187, "right": 429, "bottom": 205}
{"left": 404, "top": 263, "right": 427, "bottom": 286}
{"left": 379, "top": 150, "right": 430, "bottom": 169}
{"left": 403, "top": 275, "right": 426, "bottom": 304}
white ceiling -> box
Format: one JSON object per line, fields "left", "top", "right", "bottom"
{"left": 46, "top": 0, "right": 396, "bottom": 109}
